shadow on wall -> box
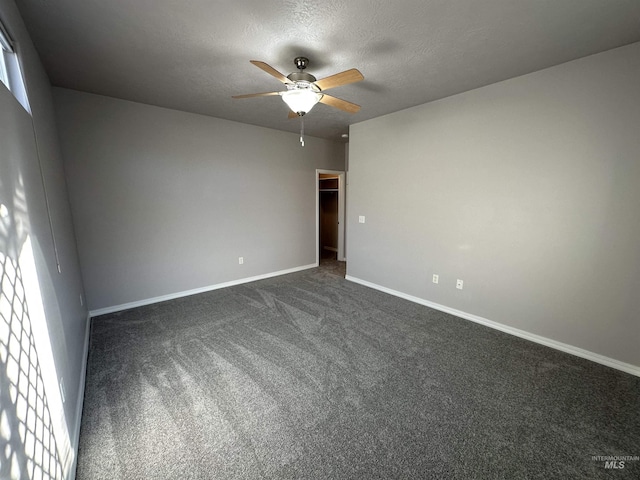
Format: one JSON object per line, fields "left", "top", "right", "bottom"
{"left": 1, "top": 162, "right": 71, "bottom": 478}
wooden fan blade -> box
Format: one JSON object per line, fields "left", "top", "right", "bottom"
{"left": 319, "top": 94, "right": 361, "bottom": 114}
{"left": 250, "top": 60, "right": 292, "bottom": 84}
{"left": 314, "top": 68, "right": 364, "bottom": 91}
{"left": 232, "top": 91, "right": 281, "bottom": 99}
{"left": 288, "top": 110, "right": 299, "bottom": 119}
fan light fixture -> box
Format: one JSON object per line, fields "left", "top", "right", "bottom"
{"left": 281, "top": 88, "right": 322, "bottom": 115}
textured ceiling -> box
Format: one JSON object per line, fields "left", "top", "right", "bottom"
{"left": 15, "top": 0, "right": 640, "bottom": 141}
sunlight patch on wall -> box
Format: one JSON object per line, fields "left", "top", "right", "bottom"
{"left": 1, "top": 185, "right": 72, "bottom": 479}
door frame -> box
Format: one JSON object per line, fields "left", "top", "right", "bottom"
{"left": 316, "top": 169, "right": 346, "bottom": 264}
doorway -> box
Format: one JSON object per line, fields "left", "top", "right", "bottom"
{"left": 316, "top": 169, "right": 346, "bottom": 276}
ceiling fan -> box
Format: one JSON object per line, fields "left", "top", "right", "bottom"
{"left": 232, "top": 57, "right": 364, "bottom": 118}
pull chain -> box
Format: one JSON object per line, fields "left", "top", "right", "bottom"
{"left": 300, "top": 115, "right": 305, "bottom": 147}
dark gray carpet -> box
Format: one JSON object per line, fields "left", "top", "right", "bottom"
{"left": 77, "top": 268, "right": 640, "bottom": 479}
{"left": 318, "top": 257, "right": 346, "bottom": 278}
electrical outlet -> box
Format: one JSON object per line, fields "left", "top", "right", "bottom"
{"left": 456, "top": 279, "right": 464, "bottom": 290}
{"left": 432, "top": 274, "right": 439, "bottom": 284}
{"left": 358, "top": 215, "right": 366, "bottom": 223}
{"left": 238, "top": 257, "right": 244, "bottom": 265}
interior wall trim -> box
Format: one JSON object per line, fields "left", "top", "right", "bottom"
{"left": 89, "top": 263, "right": 318, "bottom": 317}
{"left": 345, "top": 275, "right": 640, "bottom": 377}
{"left": 68, "top": 311, "right": 92, "bottom": 480}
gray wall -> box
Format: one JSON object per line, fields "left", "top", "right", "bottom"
{"left": 348, "top": 42, "right": 640, "bottom": 368}
{"left": 0, "top": 0, "right": 88, "bottom": 476}
{"left": 53, "top": 88, "right": 345, "bottom": 311}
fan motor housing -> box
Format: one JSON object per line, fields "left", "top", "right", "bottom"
{"left": 287, "top": 71, "right": 317, "bottom": 84}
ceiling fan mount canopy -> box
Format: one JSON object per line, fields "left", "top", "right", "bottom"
{"left": 293, "top": 56, "right": 310, "bottom": 70}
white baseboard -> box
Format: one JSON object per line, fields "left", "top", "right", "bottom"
{"left": 68, "top": 311, "right": 91, "bottom": 480}
{"left": 345, "top": 275, "right": 640, "bottom": 377}
{"left": 90, "top": 264, "right": 317, "bottom": 317}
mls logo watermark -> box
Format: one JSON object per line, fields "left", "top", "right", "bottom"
{"left": 591, "top": 455, "right": 639, "bottom": 470}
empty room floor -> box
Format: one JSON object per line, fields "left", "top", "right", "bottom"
{"left": 77, "top": 268, "right": 640, "bottom": 479}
